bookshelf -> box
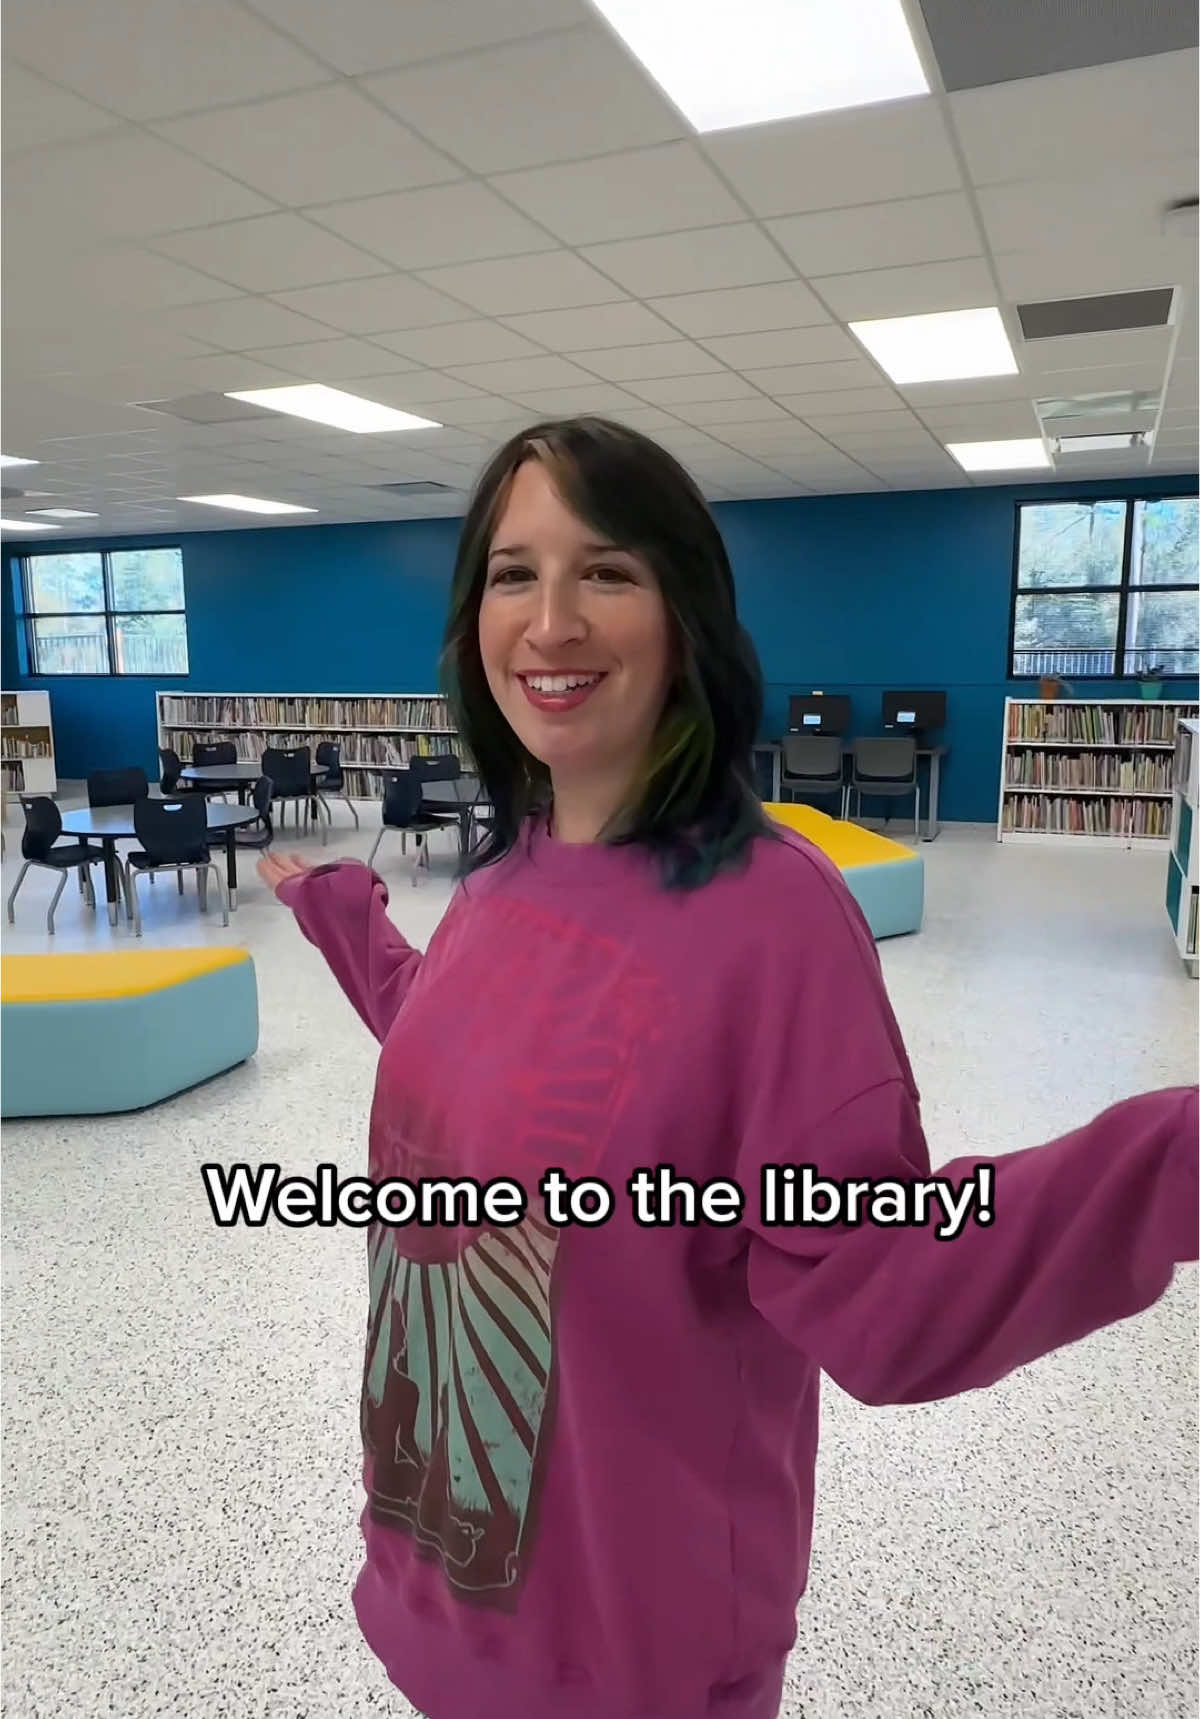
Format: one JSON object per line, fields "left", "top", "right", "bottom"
{"left": 998, "top": 699, "right": 1200, "bottom": 848}
{"left": 1166, "top": 718, "right": 1199, "bottom": 977}
{"left": 2, "top": 690, "right": 57, "bottom": 807}
{"left": 156, "top": 692, "right": 470, "bottom": 801}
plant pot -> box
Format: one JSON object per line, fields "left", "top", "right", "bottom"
{"left": 1139, "top": 680, "right": 1164, "bottom": 700}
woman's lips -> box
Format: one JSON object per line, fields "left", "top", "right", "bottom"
{"left": 516, "top": 672, "right": 607, "bottom": 713}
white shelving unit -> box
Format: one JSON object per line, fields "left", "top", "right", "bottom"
{"left": 998, "top": 699, "right": 1200, "bottom": 848}
{"left": 2, "top": 690, "right": 57, "bottom": 808}
{"left": 1166, "top": 718, "right": 1199, "bottom": 977}
{"left": 156, "top": 691, "right": 469, "bottom": 801}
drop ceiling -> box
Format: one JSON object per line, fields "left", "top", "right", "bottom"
{"left": 1, "top": 0, "right": 1196, "bottom": 536}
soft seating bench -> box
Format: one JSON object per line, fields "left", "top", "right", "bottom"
{"left": 764, "top": 802, "right": 924, "bottom": 939}
{"left": 1, "top": 947, "right": 258, "bottom": 1117}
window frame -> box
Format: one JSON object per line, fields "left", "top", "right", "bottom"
{"left": 13, "top": 544, "right": 189, "bottom": 678}
{"left": 1008, "top": 495, "right": 1199, "bottom": 681}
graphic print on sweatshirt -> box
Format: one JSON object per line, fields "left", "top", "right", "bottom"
{"left": 361, "top": 889, "right": 671, "bottom": 1607}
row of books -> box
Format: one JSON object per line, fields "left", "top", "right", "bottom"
{"left": 0, "top": 697, "right": 19, "bottom": 724}
{"left": 160, "top": 696, "right": 453, "bottom": 729}
{"left": 1176, "top": 725, "right": 1195, "bottom": 793}
{"left": 1, "top": 738, "right": 53, "bottom": 759}
{"left": 1008, "top": 704, "right": 1196, "bottom": 745}
{"left": 1005, "top": 751, "right": 1173, "bottom": 792}
{"left": 2, "top": 762, "right": 27, "bottom": 791}
{"left": 1002, "top": 795, "right": 1172, "bottom": 837}
{"left": 162, "top": 729, "right": 472, "bottom": 768}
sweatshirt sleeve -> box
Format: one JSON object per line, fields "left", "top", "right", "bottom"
{"left": 735, "top": 844, "right": 1199, "bottom": 1407}
{"left": 276, "top": 861, "right": 421, "bottom": 1042}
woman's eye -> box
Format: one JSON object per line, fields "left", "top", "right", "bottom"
{"left": 489, "top": 565, "right": 532, "bottom": 585}
{"left": 588, "top": 565, "right": 634, "bottom": 584}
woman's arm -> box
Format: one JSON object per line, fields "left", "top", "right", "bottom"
{"left": 266, "top": 855, "right": 421, "bottom": 1043}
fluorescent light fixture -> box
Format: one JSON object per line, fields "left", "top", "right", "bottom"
{"left": 0, "top": 516, "right": 60, "bottom": 531}
{"left": 1054, "top": 432, "right": 1145, "bottom": 453}
{"left": 946, "top": 438, "right": 1051, "bottom": 472}
{"left": 0, "top": 454, "right": 39, "bottom": 468}
{"left": 850, "top": 307, "right": 1018, "bottom": 385}
{"left": 224, "top": 383, "right": 440, "bottom": 434}
{"left": 178, "top": 494, "right": 318, "bottom": 515}
{"left": 590, "top": 0, "right": 928, "bottom": 131}
{"left": 27, "top": 507, "right": 101, "bottom": 519}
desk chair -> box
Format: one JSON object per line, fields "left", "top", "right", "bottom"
{"left": 87, "top": 766, "right": 149, "bottom": 808}
{"left": 234, "top": 777, "right": 274, "bottom": 850}
{"left": 314, "top": 741, "right": 359, "bottom": 828}
{"left": 158, "top": 747, "right": 197, "bottom": 796}
{"left": 262, "top": 746, "right": 324, "bottom": 843}
{"left": 847, "top": 737, "right": 920, "bottom": 838}
{"left": 368, "top": 771, "right": 444, "bottom": 884}
{"left": 124, "top": 797, "right": 229, "bottom": 935}
{"left": 193, "top": 741, "right": 238, "bottom": 803}
{"left": 779, "top": 735, "right": 846, "bottom": 816}
{"left": 6, "top": 797, "right": 105, "bottom": 935}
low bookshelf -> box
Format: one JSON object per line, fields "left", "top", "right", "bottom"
{"left": 998, "top": 698, "right": 1200, "bottom": 848}
{"left": 157, "top": 692, "right": 470, "bottom": 801}
{"left": 1166, "top": 718, "right": 1199, "bottom": 977}
{"left": 2, "top": 690, "right": 57, "bottom": 806}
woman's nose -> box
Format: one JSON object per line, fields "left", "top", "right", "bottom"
{"left": 525, "top": 580, "right": 586, "bottom": 648}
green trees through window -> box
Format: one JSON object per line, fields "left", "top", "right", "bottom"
{"left": 16, "top": 547, "right": 188, "bottom": 675}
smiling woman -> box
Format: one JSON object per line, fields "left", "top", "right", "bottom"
{"left": 441, "top": 416, "right": 771, "bottom": 884}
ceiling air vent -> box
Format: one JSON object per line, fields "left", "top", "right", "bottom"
{"left": 372, "top": 480, "right": 457, "bottom": 496}
{"left": 130, "top": 393, "right": 275, "bottom": 424}
{"left": 1017, "top": 288, "right": 1175, "bottom": 341}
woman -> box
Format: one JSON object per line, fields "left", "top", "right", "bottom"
{"left": 259, "top": 418, "right": 1197, "bottom": 1719}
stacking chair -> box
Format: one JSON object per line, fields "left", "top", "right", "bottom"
{"left": 192, "top": 741, "right": 238, "bottom": 803}
{"left": 87, "top": 766, "right": 149, "bottom": 808}
{"left": 261, "top": 746, "right": 324, "bottom": 843}
{"left": 368, "top": 770, "right": 444, "bottom": 884}
{"left": 158, "top": 747, "right": 196, "bottom": 796}
{"left": 314, "top": 741, "right": 359, "bottom": 828}
{"left": 779, "top": 735, "right": 847, "bottom": 815}
{"left": 6, "top": 797, "right": 106, "bottom": 935}
{"left": 234, "top": 776, "right": 274, "bottom": 849}
{"left": 408, "top": 754, "right": 463, "bottom": 837}
{"left": 847, "top": 737, "right": 921, "bottom": 837}
{"left": 124, "top": 797, "right": 228, "bottom": 935}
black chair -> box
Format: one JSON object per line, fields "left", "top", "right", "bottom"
{"left": 314, "top": 741, "right": 359, "bottom": 829}
{"left": 847, "top": 737, "right": 921, "bottom": 836}
{"left": 6, "top": 797, "right": 106, "bottom": 935}
{"left": 192, "top": 741, "right": 238, "bottom": 803}
{"left": 780, "top": 735, "right": 847, "bottom": 815}
{"left": 261, "top": 746, "right": 324, "bottom": 844}
{"left": 368, "top": 770, "right": 444, "bottom": 884}
{"left": 87, "top": 766, "right": 150, "bottom": 808}
{"left": 409, "top": 754, "right": 461, "bottom": 783}
{"left": 234, "top": 776, "right": 274, "bottom": 849}
{"left": 124, "top": 797, "right": 228, "bottom": 935}
{"left": 158, "top": 747, "right": 196, "bottom": 796}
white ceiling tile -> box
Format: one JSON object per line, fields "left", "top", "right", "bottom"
{"left": 508, "top": 383, "right": 641, "bottom": 413}
{"left": 1025, "top": 361, "right": 1167, "bottom": 398}
{"left": 580, "top": 226, "right": 793, "bottom": 298}
{"left": 352, "top": 371, "right": 488, "bottom": 406}
{"left": 699, "top": 326, "right": 859, "bottom": 368}
{"left": 364, "top": 27, "right": 683, "bottom": 174}
{"left": 798, "top": 408, "right": 923, "bottom": 433}
{"left": 669, "top": 398, "right": 798, "bottom": 426}
{"left": 679, "top": 453, "right": 780, "bottom": 483}
{"left": 2, "top": 130, "right": 273, "bottom": 239}
{"left": 369, "top": 322, "right": 545, "bottom": 367}
{"left": 567, "top": 342, "right": 725, "bottom": 381}
{"left": 827, "top": 426, "right": 943, "bottom": 450}
{"left": 442, "top": 356, "right": 596, "bottom": 392}
{"left": 240, "top": 338, "right": 418, "bottom": 381}
{"left": 2, "top": 64, "right": 120, "bottom": 153}
{"left": 601, "top": 407, "right": 690, "bottom": 432}
{"left": 949, "top": 51, "right": 1199, "bottom": 186}
{"left": 154, "top": 214, "right": 385, "bottom": 293}
{"left": 435, "top": 396, "right": 537, "bottom": 425}
{"left": 248, "top": 0, "right": 585, "bottom": 76}
{"left": 765, "top": 386, "right": 903, "bottom": 415}
{"left": 897, "top": 375, "right": 1034, "bottom": 407}
{"left": 500, "top": 302, "right": 679, "bottom": 350}
{"left": 995, "top": 245, "right": 1195, "bottom": 305}
{"left": 737, "top": 359, "right": 883, "bottom": 396}
{"left": 159, "top": 296, "right": 339, "bottom": 349}
{"left": 762, "top": 448, "right": 876, "bottom": 480}
{"left": 626, "top": 372, "right": 765, "bottom": 405}
{"left": 649, "top": 281, "right": 830, "bottom": 338}
{"left": 768, "top": 192, "right": 982, "bottom": 277}
{"left": 491, "top": 142, "right": 744, "bottom": 245}
{"left": 78, "top": 250, "right": 245, "bottom": 314}
{"left": 311, "top": 182, "right": 556, "bottom": 271}
{"left": 415, "top": 253, "right": 626, "bottom": 316}
{"left": 153, "top": 83, "right": 461, "bottom": 206}
{"left": 917, "top": 403, "right": 1042, "bottom": 435}
{"left": 270, "top": 274, "right": 469, "bottom": 333}
{"left": 703, "top": 99, "right": 961, "bottom": 217}
{"left": 813, "top": 257, "right": 997, "bottom": 320}
{"left": 1020, "top": 326, "right": 1175, "bottom": 376}
{"left": 4, "top": 0, "right": 328, "bottom": 121}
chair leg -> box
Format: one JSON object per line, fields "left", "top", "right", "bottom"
{"left": 177, "top": 868, "right": 185, "bottom": 895}
{"left": 128, "top": 867, "right": 143, "bottom": 937}
{"left": 367, "top": 827, "right": 385, "bottom": 869}
{"left": 78, "top": 865, "right": 87, "bottom": 895}
{"left": 197, "top": 867, "right": 209, "bottom": 912}
{"left": 6, "top": 860, "right": 31, "bottom": 924}
{"left": 344, "top": 792, "right": 360, "bottom": 829}
{"left": 46, "top": 870, "right": 70, "bottom": 936}
{"left": 83, "top": 868, "right": 96, "bottom": 910}
{"left": 206, "top": 863, "right": 229, "bottom": 928}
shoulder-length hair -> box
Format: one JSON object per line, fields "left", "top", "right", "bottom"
{"left": 440, "top": 416, "right": 775, "bottom": 890}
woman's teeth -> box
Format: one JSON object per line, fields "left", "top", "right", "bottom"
{"left": 523, "top": 674, "right": 602, "bottom": 693}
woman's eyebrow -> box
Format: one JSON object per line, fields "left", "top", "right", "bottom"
{"left": 487, "top": 540, "right": 633, "bottom": 560}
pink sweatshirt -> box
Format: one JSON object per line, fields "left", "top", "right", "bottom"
{"left": 278, "top": 819, "right": 1198, "bottom": 1719}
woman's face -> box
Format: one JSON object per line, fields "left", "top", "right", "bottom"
{"left": 478, "top": 459, "right": 673, "bottom": 789}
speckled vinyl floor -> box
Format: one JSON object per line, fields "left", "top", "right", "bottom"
{"left": 2, "top": 811, "right": 1196, "bottom": 1719}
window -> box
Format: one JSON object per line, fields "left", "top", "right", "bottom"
{"left": 1011, "top": 496, "right": 1198, "bottom": 679}
{"left": 14, "top": 547, "right": 189, "bottom": 675}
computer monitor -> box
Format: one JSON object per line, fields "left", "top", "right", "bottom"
{"left": 882, "top": 690, "right": 947, "bottom": 733}
{"left": 788, "top": 694, "right": 851, "bottom": 736}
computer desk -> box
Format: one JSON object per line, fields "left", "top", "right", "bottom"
{"left": 755, "top": 741, "right": 949, "bottom": 841}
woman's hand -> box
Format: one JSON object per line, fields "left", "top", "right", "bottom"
{"left": 257, "top": 851, "right": 313, "bottom": 897}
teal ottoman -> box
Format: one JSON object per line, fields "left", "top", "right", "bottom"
{"left": 2, "top": 947, "right": 258, "bottom": 1116}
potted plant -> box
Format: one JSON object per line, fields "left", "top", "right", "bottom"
{"left": 1137, "top": 663, "right": 1166, "bottom": 700}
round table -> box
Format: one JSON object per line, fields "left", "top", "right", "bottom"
{"left": 179, "top": 760, "right": 328, "bottom": 799}
{"left": 61, "top": 802, "right": 258, "bottom": 926}
{"left": 415, "top": 776, "right": 491, "bottom": 851}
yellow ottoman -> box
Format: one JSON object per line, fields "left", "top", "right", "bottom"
{"left": 765, "top": 802, "right": 924, "bottom": 938}
{"left": 2, "top": 947, "right": 258, "bottom": 1116}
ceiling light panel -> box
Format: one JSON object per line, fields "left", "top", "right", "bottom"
{"left": 0, "top": 454, "right": 39, "bottom": 468}
{"left": 1055, "top": 432, "right": 1146, "bottom": 453}
{"left": 178, "top": 494, "right": 318, "bottom": 514}
{"left": 591, "top": 0, "right": 929, "bottom": 132}
{"left": 1, "top": 517, "right": 61, "bottom": 531}
{"left": 225, "top": 384, "right": 441, "bottom": 433}
{"left": 850, "top": 307, "right": 1018, "bottom": 384}
{"left": 946, "top": 438, "right": 1051, "bottom": 471}
{"left": 26, "top": 507, "right": 101, "bottom": 518}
